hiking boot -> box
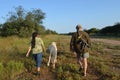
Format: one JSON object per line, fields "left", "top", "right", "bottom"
{"left": 33, "top": 71, "right": 40, "bottom": 76}
{"left": 37, "top": 71, "right": 40, "bottom": 76}
{"left": 81, "top": 73, "right": 86, "bottom": 77}
{"left": 84, "top": 74, "right": 86, "bottom": 76}
{"left": 83, "top": 73, "right": 86, "bottom": 76}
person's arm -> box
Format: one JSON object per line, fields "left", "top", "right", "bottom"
{"left": 41, "top": 39, "right": 46, "bottom": 53}
{"left": 42, "top": 44, "right": 46, "bottom": 53}
{"left": 26, "top": 46, "right": 31, "bottom": 57}
{"left": 85, "top": 32, "right": 91, "bottom": 48}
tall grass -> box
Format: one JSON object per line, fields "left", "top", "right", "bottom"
{"left": 0, "top": 35, "right": 120, "bottom": 80}
{"left": 0, "top": 36, "right": 28, "bottom": 80}
{"left": 0, "top": 35, "right": 70, "bottom": 79}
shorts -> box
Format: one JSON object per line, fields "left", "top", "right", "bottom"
{"left": 33, "top": 52, "right": 43, "bottom": 67}
{"left": 77, "top": 52, "right": 89, "bottom": 59}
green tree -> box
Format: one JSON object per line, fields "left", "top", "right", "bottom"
{"left": 86, "top": 28, "right": 100, "bottom": 34}
{"left": 0, "top": 24, "right": 3, "bottom": 35}
{"left": 1, "top": 6, "right": 45, "bottom": 37}
{"left": 100, "top": 22, "right": 120, "bottom": 36}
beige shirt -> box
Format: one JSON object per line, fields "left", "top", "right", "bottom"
{"left": 32, "top": 37, "right": 45, "bottom": 54}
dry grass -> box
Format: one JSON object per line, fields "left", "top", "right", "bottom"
{"left": 0, "top": 35, "right": 120, "bottom": 80}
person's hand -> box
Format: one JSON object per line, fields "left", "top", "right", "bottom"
{"left": 26, "top": 53, "right": 29, "bottom": 57}
{"left": 26, "top": 47, "right": 31, "bottom": 57}
{"left": 43, "top": 48, "right": 46, "bottom": 53}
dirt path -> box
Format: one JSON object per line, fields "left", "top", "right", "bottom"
{"left": 15, "top": 67, "right": 56, "bottom": 80}
{"left": 91, "top": 38, "right": 120, "bottom": 46}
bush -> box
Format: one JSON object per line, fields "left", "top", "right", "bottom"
{"left": 0, "top": 60, "right": 25, "bottom": 80}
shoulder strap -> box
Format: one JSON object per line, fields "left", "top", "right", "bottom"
{"left": 78, "top": 32, "right": 88, "bottom": 45}
{"left": 78, "top": 34, "right": 82, "bottom": 39}
{"left": 77, "top": 31, "right": 82, "bottom": 39}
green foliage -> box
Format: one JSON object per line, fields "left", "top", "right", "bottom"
{"left": 73, "top": 74, "right": 82, "bottom": 80}
{"left": 24, "top": 58, "right": 35, "bottom": 72}
{"left": 85, "top": 28, "right": 100, "bottom": 34}
{"left": 18, "top": 27, "right": 30, "bottom": 37}
{"left": 67, "top": 63, "right": 78, "bottom": 73}
{"left": 100, "top": 23, "right": 120, "bottom": 36}
{"left": 45, "top": 29, "right": 58, "bottom": 34}
{"left": 57, "top": 66, "right": 63, "bottom": 73}
{"left": 90, "top": 41, "right": 104, "bottom": 53}
{"left": 56, "top": 66, "right": 73, "bottom": 80}
{"left": 0, "top": 6, "right": 58, "bottom": 37}
{"left": 0, "top": 35, "right": 120, "bottom": 80}
{"left": 0, "top": 6, "right": 46, "bottom": 37}
{"left": 0, "top": 63, "right": 3, "bottom": 72}
{"left": 0, "top": 61, "right": 24, "bottom": 80}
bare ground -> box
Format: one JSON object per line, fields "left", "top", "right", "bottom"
{"left": 91, "top": 38, "right": 120, "bottom": 75}
{"left": 91, "top": 38, "right": 120, "bottom": 46}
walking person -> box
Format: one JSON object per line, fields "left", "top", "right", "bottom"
{"left": 70, "top": 24, "right": 91, "bottom": 76}
{"left": 26, "top": 32, "right": 45, "bottom": 75}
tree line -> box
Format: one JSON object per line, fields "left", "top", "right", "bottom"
{"left": 67, "top": 23, "right": 120, "bottom": 37}
{"left": 99, "top": 23, "right": 120, "bottom": 36}
{"left": 0, "top": 6, "right": 57, "bottom": 37}
{"left": 0, "top": 6, "right": 120, "bottom": 37}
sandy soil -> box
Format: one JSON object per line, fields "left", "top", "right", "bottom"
{"left": 91, "top": 38, "right": 120, "bottom": 46}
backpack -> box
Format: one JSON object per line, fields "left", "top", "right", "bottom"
{"left": 75, "top": 33, "right": 89, "bottom": 52}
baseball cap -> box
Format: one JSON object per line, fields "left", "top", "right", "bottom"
{"left": 76, "top": 24, "right": 82, "bottom": 29}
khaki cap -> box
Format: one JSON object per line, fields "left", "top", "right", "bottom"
{"left": 76, "top": 24, "right": 82, "bottom": 29}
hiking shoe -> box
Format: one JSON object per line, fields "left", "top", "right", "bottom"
{"left": 81, "top": 73, "right": 86, "bottom": 76}
{"left": 84, "top": 73, "right": 86, "bottom": 77}
{"left": 33, "top": 71, "right": 40, "bottom": 76}
{"left": 37, "top": 71, "right": 40, "bottom": 76}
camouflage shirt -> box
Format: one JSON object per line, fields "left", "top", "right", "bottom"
{"left": 70, "top": 31, "right": 91, "bottom": 53}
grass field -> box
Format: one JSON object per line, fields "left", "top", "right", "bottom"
{"left": 0, "top": 35, "right": 120, "bottom": 80}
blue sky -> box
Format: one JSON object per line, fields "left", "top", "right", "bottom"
{"left": 0, "top": 0, "right": 120, "bottom": 33}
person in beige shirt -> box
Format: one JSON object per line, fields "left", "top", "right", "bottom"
{"left": 26, "top": 32, "right": 45, "bottom": 76}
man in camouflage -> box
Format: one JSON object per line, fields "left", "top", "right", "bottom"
{"left": 70, "top": 24, "right": 91, "bottom": 76}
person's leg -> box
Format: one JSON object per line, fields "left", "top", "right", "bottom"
{"left": 82, "top": 52, "right": 89, "bottom": 76}
{"left": 33, "top": 54, "right": 37, "bottom": 70}
{"left": 76, "top": 53, "right": 83, "bottom": 71}
{"left": 79, "top": 57, "right": 83, "bottom": 71}
{"left": 36, "top": 53, "right": 42, "bottom": 73}
{"left": 83, "top": 58, "right": 87, "bottom": 76}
